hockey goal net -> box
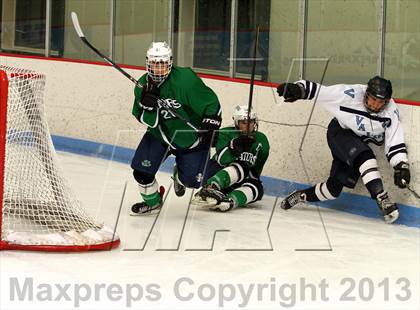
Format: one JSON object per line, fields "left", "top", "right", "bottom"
{"left": 0, "top": 65, "right": 120, "bottom": 251}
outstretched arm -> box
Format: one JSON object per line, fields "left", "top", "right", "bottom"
{"left": 276, "top": 80, "right": 321, "bottom": 102}
{"left": 276, "top": 82, "right": 305, "bottom": 102}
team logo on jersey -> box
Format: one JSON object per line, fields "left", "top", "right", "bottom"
{"left": 344, "top": 88, "right": 355, "bottom": 98}
{"left": 158, "top": 98, "right": 181, "bottom": 109}
{"left": 239, "top": 152, "right": 256, "bottom": 165}
{"left": 157, "top": 99, "right": 182, "bottom": 120}
{"left": 355, "top": 115, "right": 366, "bottom": 131}
{"left": 195, "top": 173, "right": 203, "bottom": 182}
{"left": 141, "top": 160, "right": 152, "bottom": 167}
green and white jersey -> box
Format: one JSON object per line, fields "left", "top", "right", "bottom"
{"left": 132, "top": 66, "right": 221, "bottom": 149}
{"left": 214, "top": 127, "right": 270, "bottom": 178}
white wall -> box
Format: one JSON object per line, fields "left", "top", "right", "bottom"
{"left": 1, "top": 55, "right": 418, "bottom": 208}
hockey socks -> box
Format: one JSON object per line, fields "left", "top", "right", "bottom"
{"left": 205, "top": 167, "right": 249, "bottom": 208}
{"left": 207, "top": 162, "right": 246, "bottom": 190}
{"left": 227, "top": 190, "right": 247, "bottom": 208}
{"left": 358, "top": 158, "right": 385, "bottom": 198}
{"left": 301, "top": 177, "right": 343, "bottom": 202}
{"left": 352, "top": 150, "right": 386, "bottom": 199}
{"left": 138, "top": 178, "right": 162, "bottom": 207}
{"left": 142, "top": 192, "right": 162, "bottom": 207}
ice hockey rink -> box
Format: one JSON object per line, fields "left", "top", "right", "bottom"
{"left": 1, "top": 0, "right": 420, "bottom": 308}
{"left": 1, "top": 151, "right": 419, "bottom": 310}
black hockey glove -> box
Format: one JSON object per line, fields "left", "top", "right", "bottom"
{"left": 276, "top": 83, "right": 304, "bottom": 102}
{"left": 200, "top": 115, "right": 222, "bottom": 147}
{"left": 229, "top": 134, "right": 255, "bottom": 157}
{"left": 140, "top": 81, "right": 160, "bottom": 110}
{"left": 394, "top": 162, "right": 410, "bottom": 188}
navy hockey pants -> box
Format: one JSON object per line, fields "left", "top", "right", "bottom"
{"left": 327, "top": 118, "right": 373, "bottom": 188}
{"left": 131, "top": 131, "right": 214, "bottom": 188}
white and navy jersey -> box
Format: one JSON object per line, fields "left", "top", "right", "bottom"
{"left": 295, "top": 80, "right": 408, "bottom": 167}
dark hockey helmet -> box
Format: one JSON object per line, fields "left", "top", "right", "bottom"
{"left": 364, "top": 76, "right": 392, "bottom": 112}
{"left": 366, "top": 76, "right": 392, "bottom": 100}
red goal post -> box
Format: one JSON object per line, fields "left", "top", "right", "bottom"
{"left": 0, "top": 66, "right": 120, "bottom": 251}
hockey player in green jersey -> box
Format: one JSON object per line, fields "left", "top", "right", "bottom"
{"left": 131, "top": 42, "right": 222, "bottom": 214}
{"left": 190, "top": 105, "right": 270, "bottom": 212}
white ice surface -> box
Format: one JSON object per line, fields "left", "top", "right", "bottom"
{"left": 1, "top": 152, "right": 419, "bottom": 310}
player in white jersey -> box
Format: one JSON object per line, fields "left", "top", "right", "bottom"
{"left": 276, "top": 76, "right": 411, "bottom": 224}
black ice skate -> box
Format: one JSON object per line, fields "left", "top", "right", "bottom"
{"left": 192, "top": 184, "right": 224, "bottom": 207}
{"left": 131, "top": 202, "right": 161, "bottom": 214}
{"left": 131, "top": 186, "right": 165, "bottom": 215}
{"left": 376, "top": 191, "right": 399, "bottom": 224}
{"left": 192, "top": 185, "right": 236, "bottom": 212}
{"left": 172, "top": 165, "right": 186, "bottom": 197}
{"left": 209, "top": 197, "right": 236, "bottom": 212}
{"left": 280, "top": 190, "right": 307, "bottom": 210}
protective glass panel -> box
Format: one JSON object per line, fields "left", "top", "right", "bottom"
{"left": 62, "top": 0, "right": 111, "bottom": 61}
{"left": 384, "top": 0, "right": 420, "bottom": 100}
{"left": 193, "top": 0, "right": 231, "bottom": 72}
{"left": 267, "top": 0, "right": 301, "bottom": 83}
{"left": 114, "top": 0, "right": 171, "bottom": 66}
{"left": 306, "top": 0, "right": 381, "bottom": 84}
{"left": 235, "top": 0, "right": 270, "bottom": 80}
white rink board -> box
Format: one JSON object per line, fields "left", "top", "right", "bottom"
{"left": 0, "top": 152, "right": 419, "bottom": 310}
{"left": 0, "top": 55, "right": 419, "bottom": 208}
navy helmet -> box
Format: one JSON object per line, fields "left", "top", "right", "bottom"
{"left": 364, "top": 76, "right": 392, "bottom": 113}
{"left": 366, "top": 76, "right": 392, "bottom": 100}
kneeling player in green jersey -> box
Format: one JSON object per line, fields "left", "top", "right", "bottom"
{"left": 190, "top": 105, "right": 270, "bottom": 212}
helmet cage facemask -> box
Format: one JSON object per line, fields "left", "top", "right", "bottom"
{"left": 233, "top": 115, "right": 258, "bottom": 133}
{"left": 238, "top": 119, "right": 258, "bottom": 133}
{"left": 146, "top": 56, "right": 173, "bottom": 83}
{"left": 232, "top": 105, "right": 258, "bottom": 133}
{"left": 146, "top": 42, "right": 173, "bottom": 83}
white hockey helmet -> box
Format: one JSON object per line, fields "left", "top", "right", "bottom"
{"left": 146, "top": 42, "right": 173, "bottom": 83}
{"left": 232, "top": 105, "right": 258, "bottom": 131}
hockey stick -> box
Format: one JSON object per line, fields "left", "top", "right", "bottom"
{"left": 70, "top": 12, "right": 198, "bottom": 132}
{"left": 402, "top": 180, "right": 420, "bottom": 200}
{"left": 246, "top": 26, "right": 260, "bottom": 135}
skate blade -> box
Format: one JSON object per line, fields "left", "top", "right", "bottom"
{"left": 129, "top": 208, "right": 162, "bottom": 216}
{"left": 384, "top": 209, "right": 399, "bottom": 224}
{"left": 130, "top": 212, "right": 158, "bottom": 217}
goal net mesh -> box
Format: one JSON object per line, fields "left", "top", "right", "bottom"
{"left": 0, "top": 65, "right": 119, "bottom": 250}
